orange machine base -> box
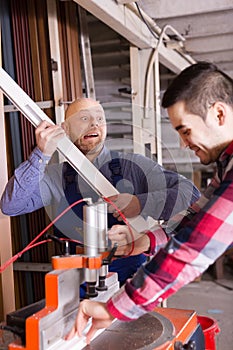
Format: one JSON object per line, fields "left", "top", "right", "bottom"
{"left": 80, "top": 307, "right": 199, "bottom": 350}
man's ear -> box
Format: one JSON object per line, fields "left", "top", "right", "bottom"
{"left": 62, "top": 121, "right": 70, "bottom": 136}
{"left": 214, "top": 102, "right": 226, "bottom": 126}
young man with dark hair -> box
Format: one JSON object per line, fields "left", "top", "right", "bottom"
{"left": 66, "top": 62, "right": 233, "bottom": 344}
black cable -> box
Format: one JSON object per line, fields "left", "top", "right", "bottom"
{"left": 0, "top": 324, "right": 24, "bottom": 341}
{"left": 134, "top": 2, "right": 159, "bottom": 40}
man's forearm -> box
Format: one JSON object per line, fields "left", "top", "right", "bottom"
{"left": 0, "top": 148, "right": 50, "bottom": 215}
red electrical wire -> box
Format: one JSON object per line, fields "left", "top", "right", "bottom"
{"left": 0, "top": 239, "right": 52, "bottom": 273}
{"left": 0, "top": 198, "right": 84, "bottom": 274}
{"left": 0, "top": 196, "right": 133, "bottom": 274}
{"left": 102, "top": 196, "right": 135, "bottom": 256}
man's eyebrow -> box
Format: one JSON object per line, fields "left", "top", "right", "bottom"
{"left": 175, "top": 125, "right": 184, "bottom": 131}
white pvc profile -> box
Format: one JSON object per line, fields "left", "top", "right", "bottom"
{"left": 0, "top": 67, "right": 117, "bottom": 198}
{"left": 0, "top": 68, "right": 148, "bottom": 231}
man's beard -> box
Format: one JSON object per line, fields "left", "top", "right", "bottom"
{"left": 75, "top": 139, "right": 104, "bottom": 155}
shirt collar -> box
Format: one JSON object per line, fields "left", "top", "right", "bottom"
{"left": 223, "top": 141, "right": 233, "bottom": 157}
{"left": 217, "top": 140, "right": 233, "bottom": 181}
{"left": 219, "top": 140, "right": 233, "bottom": 161}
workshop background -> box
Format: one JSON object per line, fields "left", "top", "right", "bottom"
{"left": 0, "top": 1, "right": 233, "bottom": 349}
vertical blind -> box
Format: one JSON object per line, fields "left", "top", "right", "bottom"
{"left": 1, "top": 0, "right": 83, "bottom": 308}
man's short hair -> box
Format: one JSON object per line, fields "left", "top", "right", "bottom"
{"left": 162, "top": 61, "right": 233, "bottom": 119}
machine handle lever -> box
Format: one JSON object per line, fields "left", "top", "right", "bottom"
{"left": 102, "top": 243, "right": 118, "bottom": 265}
{"left": 46, "top": 233, "right": 72, "bottom": 255}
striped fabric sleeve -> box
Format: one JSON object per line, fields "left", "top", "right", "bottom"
{"left": 143, "top": 228, "right": 168, "bottom": 255}
{"left": 107, "top": 174, "right": 233, "bottom": 321}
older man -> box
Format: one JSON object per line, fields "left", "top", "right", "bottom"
{"left": 1, "top": 98, "right": 199, "bottom": 286}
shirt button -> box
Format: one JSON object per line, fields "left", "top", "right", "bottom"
{"left": 158, "top": 297, "right": 163, "bottom": 303}
{"left": 39, "top": 159, "right": 43, "bottom": 163}
{"left": 168, "top": 248, "right": 174, "bottom": 254}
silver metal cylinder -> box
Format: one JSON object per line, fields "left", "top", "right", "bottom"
{"left": 83, "top": 203, "right": 98, "bottom": 256}
{"left": 96, "top": 200, "right": 108, "bottom": 252}
{"left": 99, "top": 264, "right": 108, "bottom": 277}
{"left": 85, "top": 268, "right": 98, "bottom": 283}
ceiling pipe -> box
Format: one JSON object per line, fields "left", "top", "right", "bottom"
{"left": 126, "top": 2, "right": 195, "bottom": 65}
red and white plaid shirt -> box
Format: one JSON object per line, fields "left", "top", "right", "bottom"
{"left": 107, "top": 142, "right": 233, "bottom": 321}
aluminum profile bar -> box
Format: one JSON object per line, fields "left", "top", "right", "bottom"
{"left": 0, "top": 67, "right": 149, "bottom": 231}
{"left": 0, "top": 67, "right": 117, "bottom": 198}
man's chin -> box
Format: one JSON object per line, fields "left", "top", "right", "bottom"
{"left": 78, "top": 142, "right": 104, "bottom": 155}
{"left": 74, "top": 142, "right": 94, "bottom": 152}
{"left": 200, "top": 157, "right": 212, "bottom": 166}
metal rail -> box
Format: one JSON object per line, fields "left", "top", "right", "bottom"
{"left": 0, "top": 67, "right": 148, "bottom": 231}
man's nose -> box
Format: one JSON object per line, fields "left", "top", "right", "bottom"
{"left": 180, "top": 137, "right": 189, "bottom": 149}
{"left": 90, "top": 117, "right": 99, "bottom": 126}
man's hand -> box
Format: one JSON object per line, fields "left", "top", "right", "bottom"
{"left": 108, "top": 225, "right": 150, "bottom": 256}
{"left": 65, "top": 300, "right": 114, "bottom": 345}
{"left": 108, "top": 194, "right": 141, "bottom": 221}
{"left": 35, "top": 120, "right": 66, "bottom": 156}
